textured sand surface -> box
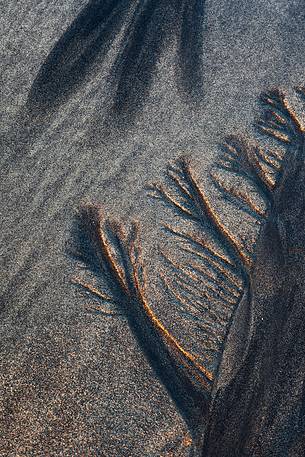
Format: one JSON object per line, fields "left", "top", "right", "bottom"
{"left": 1, "top": 1, "right": 305, "bottom": 455}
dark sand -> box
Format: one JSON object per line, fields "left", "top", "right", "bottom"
{"left": 1, "top": 1, "right": 305, "bottom": 455}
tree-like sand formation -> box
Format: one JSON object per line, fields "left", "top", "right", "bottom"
{"left": 71, "top": 88, "right": 305, "bottom": 455}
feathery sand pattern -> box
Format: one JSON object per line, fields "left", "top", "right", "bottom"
{"left": 73, "top": 87, "right": 305, "bottom": 455}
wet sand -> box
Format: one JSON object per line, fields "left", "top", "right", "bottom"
{"left": 1, "top": 1, "right": 305, "bottom": 455}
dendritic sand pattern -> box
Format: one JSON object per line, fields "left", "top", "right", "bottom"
{"left": 72, "top": 86, "right": 305, "bottom": 455}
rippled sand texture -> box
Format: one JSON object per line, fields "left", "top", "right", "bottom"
{"left": 1, "top": 1, "right": 305, "bottom": 455}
